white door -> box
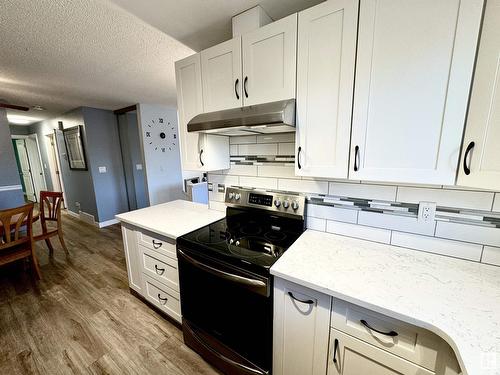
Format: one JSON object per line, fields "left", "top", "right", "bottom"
{"left": 457, "top": 0, "right": 500, "bottom": 191}
{"left": 273, "top": 278, "right": 331, "bottom": 375}
{"left": 242, "top": 14, "right": 297, "bottom": 106}
{"left": 296, "top": 0, "right": 358, "bottom": 178}
{"left": 175, "top": 53, "right": 203, "bottom": 171}
{"left": 25, "top": 136, "right": 47, "bottom": 200}
{"left": 327, "top": 329, "right": 434, "bottom": 375}
{"left": 15, "top": 139, "right": 36, "bottom": 202}
{"left": 201, "top": 37, "right": 243, "bottom": 112}
{"left": 350, "top": 0, "right": 483, "bottom": 185}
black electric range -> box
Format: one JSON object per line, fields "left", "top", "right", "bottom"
{"left": 177, "top": 187, "right": 306, "bottom": 375}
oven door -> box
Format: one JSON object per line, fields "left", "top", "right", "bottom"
{"left": 177, "top": 247, "right": 272, "bottom": 374}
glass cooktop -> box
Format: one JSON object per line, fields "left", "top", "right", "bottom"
{"left": 177, "top": 209, "right": 305, "bottom": 272}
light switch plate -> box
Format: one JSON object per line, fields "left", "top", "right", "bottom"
{"left": 98, "top": 166, "right": 107, "bottom": 173}
{"left": 136, "top": 164, "right": 143, "bottom": 170}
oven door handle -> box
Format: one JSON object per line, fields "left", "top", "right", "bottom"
{"left": 178, "top": 248, "right": 268, "bottom": 296}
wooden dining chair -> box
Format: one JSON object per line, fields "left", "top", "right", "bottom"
{"left": 0, "top": 203, "right": 41, "bottom": 279}
{"left": 34, "top": 191, "right": 69, "bottom": 256}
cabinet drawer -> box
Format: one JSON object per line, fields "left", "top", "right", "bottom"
{"left": 327, "top": 328, "right": 434, "bottom": 375}
{"left": 331, "top": 299, "right": 442, "bottom": 371}
{"left": 143, "top": 274, "right": 181, "bottom": 323}
{"left": 136, "top": 230, "right": 176, "bottom": 259}
{"left": 140, "top": 246, "right": 179, "bottom": 292}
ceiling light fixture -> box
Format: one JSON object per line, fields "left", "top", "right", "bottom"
{"left": 7, "top": 115, "right": 40, "bottom": 125}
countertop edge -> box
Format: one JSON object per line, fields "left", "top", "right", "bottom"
{"left": 114, "top": 216, "right": 179, "bottom": 240}
{"left": 270, "top": 268, "right": 469, "bottom": 375}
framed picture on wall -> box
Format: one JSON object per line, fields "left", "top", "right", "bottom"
{"left": 63, "top": 125, "right": 87, "bottom": 170}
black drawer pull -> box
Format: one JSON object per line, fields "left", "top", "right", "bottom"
{"left": 235, "top": 78, "right": 240, "bottom": 100}
{"left": 288, "top": 291, "right": 314, "bottom": 305}
{"left": 463, "top": 141, "right": 475, "bottom": 175}
{"left": 152, "top": 240, "right": 162, "bottom": 249}
{"left": 157, "top": 293, "right": 168, "bottom": 304}
{"left": 333, "top": 338, "right": 339, "bottom": 364}
{"left": 360, "top": 319, "right": 398, "bottom": 337}
{"left": 199, "top": 149, "right": 204, "bottom": 167}
{"left": 244, "top": 76, "right": 248, "bottom": 98}
{"left": 154, "top": 264, "right": 165, "bottom": 275}
{"left": 297, "top": 146, "right": 302, "bottom": 169}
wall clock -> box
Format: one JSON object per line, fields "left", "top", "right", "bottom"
{"left": 144, "top": 117, "right": 177, "bottom": 153}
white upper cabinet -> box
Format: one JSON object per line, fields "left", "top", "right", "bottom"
{"left": 350, "top": 0, "right": 483, "bottom": 185}
{"left": 295, "top": 0, "right": 358, "bottom": 178}
{"left": 242, "top": 14, "right": 297, "bottom": 106}
{"left": 175, "top": 53, "right": 204, "bottom": 171}
{"left": 457, "top": 0, "right": 500, "bottom": 191}
{"left": 201, "top": 37, "right": 243, "bottom": 112}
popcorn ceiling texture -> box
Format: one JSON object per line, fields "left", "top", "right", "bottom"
{"left": 208, "top": 133, "right": 500, "bottom": 267}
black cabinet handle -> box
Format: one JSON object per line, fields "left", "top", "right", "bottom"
{"left": 235, "top": 78, "right": 240, "bottom": 100}
{"left": 354, "top": 145, "right": 359, "bottom": 171}
{"left": 463, "top": 141, "right": 475, "bottom": 176}
{"left": 244, "top": 76, "right": 248, "bottom": 98}
{"left": 332, "top": 338, "right": 339, "bottom": 364}
{"left": 152, "top": 240, "right": 162, "bottom": 249}
{"left": 288, "top": 291, "right": 314, "bottom": 305}
{"left": 154, "top": 264, "right": 165, "bottom": 275}
{"left": 360, "top": 319, "right": 398, "bottom": 337}
{"left": 157, "top": 293, "right": 168, "bottom": 304}
{"left": 199, "top": 149, "right": 204, "bottom": 166}
{"left": 297, "top": 146, "right": 302, "bottom": 169}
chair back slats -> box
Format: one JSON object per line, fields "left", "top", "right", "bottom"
{"left": 40, "top": 191, "right": 63, "bottom": 227}
{"left": 0, "top": 203, "right": 34, "bottom": 250}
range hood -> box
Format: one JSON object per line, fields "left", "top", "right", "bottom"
{"left": 187, "top": 99, "right": 295, "bottom": 136}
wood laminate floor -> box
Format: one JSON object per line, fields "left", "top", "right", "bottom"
{"left": 0, "top": 211, "right": 219, "bottom": 375}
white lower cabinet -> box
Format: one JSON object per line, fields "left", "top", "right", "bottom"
{"left": 273, "top": 278, "right": 461, "bottom": 375}
{"left": 121, "top": 224, "right": 182, "bottom": 323}
{"left": 273, "top": 278, "right": 332, "bottom": 375}
{"left": 327, "top": 329, "right": 434, "bottom": 375}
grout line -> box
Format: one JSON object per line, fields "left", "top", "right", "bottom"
{"left": 479, "top": 245, "right": 485, "bottom": 262}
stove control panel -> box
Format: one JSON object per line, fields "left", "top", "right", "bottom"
{"left": 225, "top": 187, "right": 305, "bottom": 218}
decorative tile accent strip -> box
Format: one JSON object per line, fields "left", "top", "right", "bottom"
{"left": 230, "top": 155, "right": 295, "bottom": 165}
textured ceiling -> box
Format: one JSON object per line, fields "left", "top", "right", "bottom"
{"left": 0, "top": 0, "right": 195, "bottom": 125}
{"left": 109, "top": 0, "right": 323, "bottom": 51}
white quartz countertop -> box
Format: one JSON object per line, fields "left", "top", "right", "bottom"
{"left": 115, "top": 200, "right": 225, "bottom": 240}
{"left": 271, "top": 230, "right": 500, "bottom": 375}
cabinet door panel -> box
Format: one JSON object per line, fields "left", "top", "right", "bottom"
{"left": 121, "top": 224, "right": 143, "bottom": 293}
{"left": 350, "top": 0, "right": 483, "bottom": 185}
{"left": 201, "top": 37, "right": 242, "bottom": 112}
{"left": 328, "top": 329, "right": 434, "bottom": 375}
{"left": 242, "top": 14, "right": 297, "bottom": 106}
{"left": 457, "top": 0, "right": 500, "bottom": 190}
{"left": 273, "top": 278, "right": 331, "bottom": 375}
{"left": 175, "top": 53, "right": 203, "bottom": 171}
{"left": 296, "top": 0, "right": 358, "bottom": 178}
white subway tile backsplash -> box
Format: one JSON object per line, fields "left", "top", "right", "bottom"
{"left": 358, "top": 211, "right": 435, "bottom": 235}
{"left": 209, "top": 200, "right": 226, "bottom": 212}
{"left": 397, "top": 187, "right": 494, "bottom": 210}
{"left": 258, "top": 165, "right": 295, "bottom": 178}
{"left": 238, "top": 143, "right": 278, "bottom": 156}
{"left": 326, "top": 221, "right": 392, "bottom": 244}
{"left": 278, "top": 143, "right": 295, "bottom": 155}
{"left": 436, "top": 221, "right": 500, "bottom": 247}
{"left": 329, "top": 182, "right": 397, "bottom": 201}
{"left": 278, "top": 179, "right": 328, "bottom": 195}
{"left": 481, "top": 246, "right": 500, "bottom": 266}
{"left": 257, "top": 133, "right": 295, "bottom": 144}
{"left": 230, "top": 145, "right": 238, "bottom": 155}
{"left": 307, "top": 204, "right": 357, "bottom": 223}
{"left": 239, "top": 176, "right": 278, "bottom": 190}
{"left": 493, "top": 194, "right": 500, "bottom": 212}
{"left": 225, "top": 164, "right": 258, "bottom": 176}
{"left": 306, "top": 217, "right": 326, "bottom": 231}
{"left": 391, "top": 232, "right": 483, "bottom": 261}
{"left": 230, "top": 135, "right": 256, "bottom": 144}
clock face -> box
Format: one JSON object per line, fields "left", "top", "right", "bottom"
{"left": 144, "top": 117, "right": 177, "bottom": 153}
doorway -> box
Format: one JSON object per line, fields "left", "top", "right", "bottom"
{"left": 11, "top": 134, "right": 47, "bottom": 202}
{"left": 45, "top": 132, "right": 67, "bottom": 207}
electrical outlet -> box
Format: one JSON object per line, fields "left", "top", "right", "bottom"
{"left": 418, "top": 201, "right": 436, "bottom": 223}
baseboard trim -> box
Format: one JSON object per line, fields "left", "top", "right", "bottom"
{"left": 97, "top": 218, "right": 119, "bottom": 228}
{"left": 0, "top": 184, "right": 22, "bottom": 192}
{"left": 66, "top": 210, "right": 79, "bottom": 218}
